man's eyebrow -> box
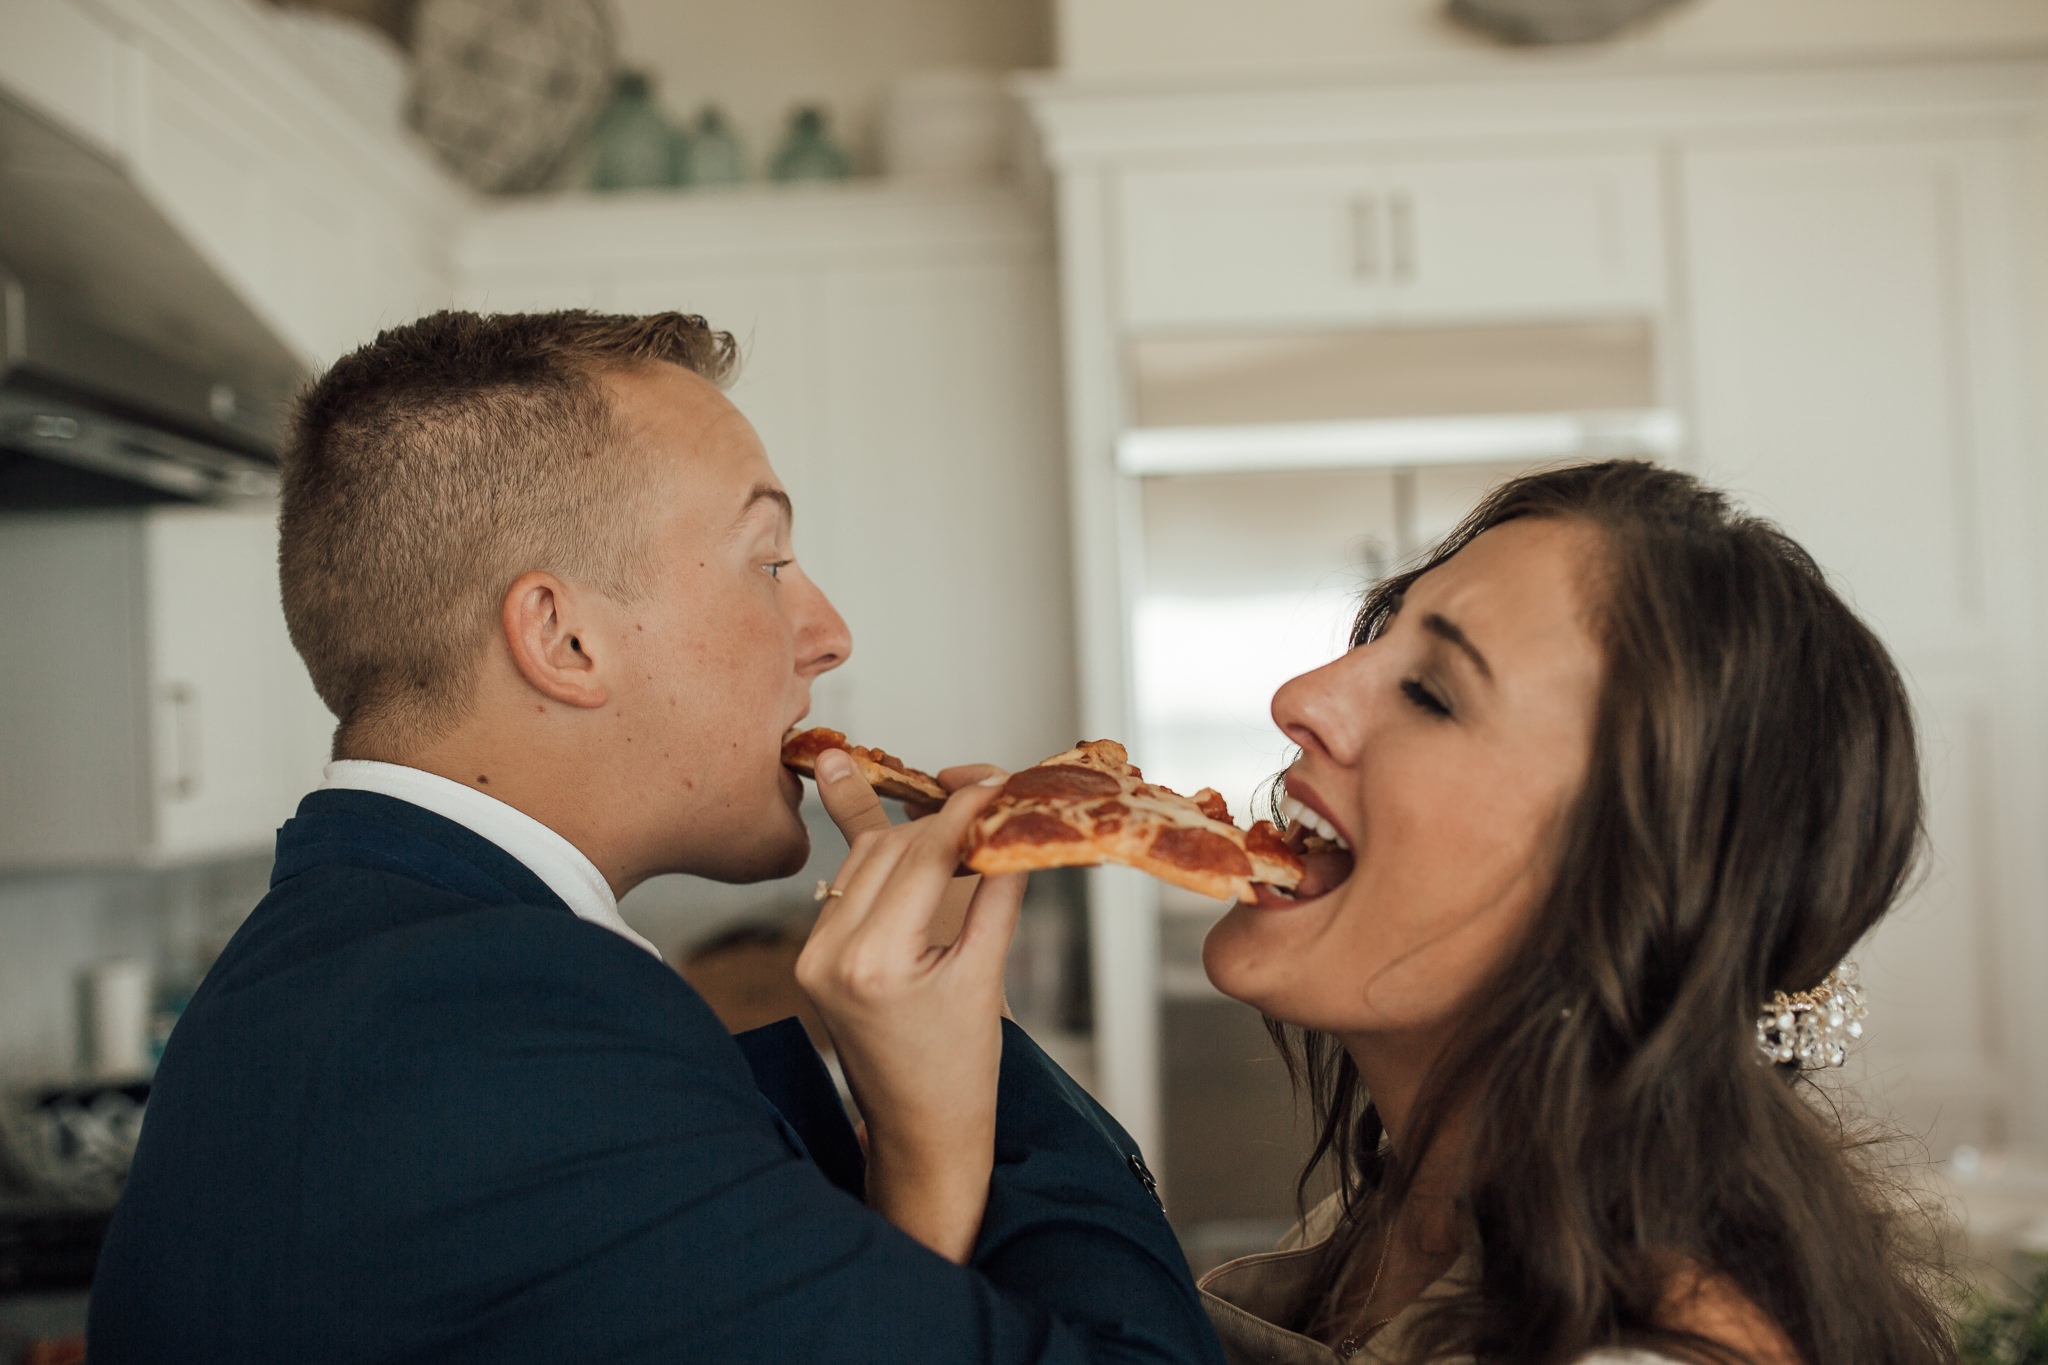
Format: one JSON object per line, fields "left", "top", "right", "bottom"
{"left": 733, "top": 485, "right": 793, "bottom": 529}
{"left": 1424, "top": 612, "right": 1493, "bottom": 682}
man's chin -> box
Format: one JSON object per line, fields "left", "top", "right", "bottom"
{"left": 696, "top": 822, "right": 811, "bottom": 885}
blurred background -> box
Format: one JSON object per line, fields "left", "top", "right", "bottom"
{"left": 2, "top": 0, "right": 2046, "bottom": 1352}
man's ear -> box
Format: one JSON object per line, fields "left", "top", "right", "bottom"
{"left": 501, "top": 571, "right": 610, "bottom": 709}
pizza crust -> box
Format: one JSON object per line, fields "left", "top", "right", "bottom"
{"left": 781, "top": 727, "right": 948, "bottom": 804}
{"left": 964, "top": 740, "right": 1303, "bottom": 903}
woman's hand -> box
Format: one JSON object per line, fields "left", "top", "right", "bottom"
{"left": 795, "top": 748, "right": 1025, "bottom": 1263}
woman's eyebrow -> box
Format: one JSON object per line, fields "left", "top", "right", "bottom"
{"left": 1424, "top": 612, "right": 1493, "bottom": 682}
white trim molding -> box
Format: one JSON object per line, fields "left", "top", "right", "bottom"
{"left": 1118, "top": 409, "right": 1682, "bottom": 476}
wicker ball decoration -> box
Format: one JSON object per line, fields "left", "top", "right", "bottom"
{"left": 405, "top": 0, "right": 614, "bottom": 193}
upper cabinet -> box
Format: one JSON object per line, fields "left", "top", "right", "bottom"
{"left": 0, "top": 0, "right": 463, "bottom": 371}
{"left": 1680, "top": 133, "right": 2031, "bottom": 659}
{"left": 141, "top": 509, "right": 335, "bottom": 858}
{"left": 0, "top": 508, "right": 333, "bottom": 868}
{"left": 1117, "top": 149, "right": 1664, "bottom": 331}
{"left": 1677, "top": 130, "right": 2041, "bottom": 1152}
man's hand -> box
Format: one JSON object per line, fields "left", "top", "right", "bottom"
{"left": 794, "top": 749, "right": 1025, "bottom": 1263}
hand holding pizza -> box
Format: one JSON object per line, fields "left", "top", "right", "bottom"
{"left": 794, "top": 747, "right": 1027, "bottom": 1264}
{"left": 783, "top": 727, "right": 1311, "bottom": 1263}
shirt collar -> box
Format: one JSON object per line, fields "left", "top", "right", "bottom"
{"left": 319, "top": 760, "right": 664, "bottom": 962}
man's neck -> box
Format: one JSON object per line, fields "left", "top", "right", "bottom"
{"left": 370, "top": 730, "right": 641, "bottom": 900}
{"left": 320, "top": 757, "right": 666, "bottom": 960}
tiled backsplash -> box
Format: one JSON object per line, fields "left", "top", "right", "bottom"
{"left": 0, "top": 857, "right": 270, "bottom": 1082}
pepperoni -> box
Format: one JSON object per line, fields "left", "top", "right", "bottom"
{"left": 1192, "top": 788, "right": 1229, "bottom": 822}
{"left": 1003, "top": 765, "right": 1121, "bottom": 800}
{"left": 1244, "top": 820, "right": 1281, "bottom": 855}
{"left": 1148, "top": 826, "right": 1251, "bottom": 876}
{"left": 1245, "top": 820, "right": 1295, "bottom": 860}
{"left": 984, "top": 810, "right": 1088, "bottom": 849}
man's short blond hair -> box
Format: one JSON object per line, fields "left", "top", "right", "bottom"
{"left": 279, "top": 309, "right": 737, "bottom": 755}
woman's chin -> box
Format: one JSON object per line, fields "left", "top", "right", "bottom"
{"left": 1197, "top": 925, "right": 1252, "bottom": 1006}
{"left": 1202, "top": 896, "right": 1321, "bottom": 1011}
{"left": 1204, "top": 851, "right": 1360, "bottom": 1006}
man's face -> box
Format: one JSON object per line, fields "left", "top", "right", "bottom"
{"left": 598, "top": 363, "right": 850, "bottom": 885}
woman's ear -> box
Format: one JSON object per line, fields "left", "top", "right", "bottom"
{"left": 501, "top": 570, "right": 611, "bottom": 709}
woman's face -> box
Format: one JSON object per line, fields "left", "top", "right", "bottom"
{"left": 1203, "top": 516, "right": 1606, "bottom": 1052}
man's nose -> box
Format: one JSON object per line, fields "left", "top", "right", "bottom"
{"left": 799, "top": 579, "right": 852, "bottom": 677}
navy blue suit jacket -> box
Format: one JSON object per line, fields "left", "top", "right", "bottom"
{"left": 88, "top": 790, "right": 1222, "bottom": 1364}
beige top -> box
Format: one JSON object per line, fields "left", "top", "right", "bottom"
{"left": 1196, "top": 1197, "right": 1681, "bottom": 1365}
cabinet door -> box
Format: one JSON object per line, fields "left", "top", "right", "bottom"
{"left": 1118, "top": 162, "right": 1386, "bottom": 330}
{"left": 816, "top": 258, "right": 1076, "bottom": 772}
{"left": 0, "top": 0, "right": 127, "bottom": 158}
{"left": 143, "top": 508, "right": 333, "bottom": 860}
{"left": 0, "top": 514, "right": 151, "bottom": 865}
{"left": 1117, "top": 150, "right": 1662, "bottom": 333}
{"left": 1682, "top": 137, "right": 2028, "bottom": 657}
{"left": 1681, "top": 133, "right": 2041, "bottom": 1151}
{"left": 1380, "top": 151, "right": 1664, "bottom": 324}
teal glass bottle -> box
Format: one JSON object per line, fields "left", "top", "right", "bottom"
{"left": 683, "top": 105, "right": 748, "bottom": 186}
{"left": 770, "top": 106, "right": 851, "bottom": 182}
{"left": 588, "top": 71, "right": 679, "bottom": 191}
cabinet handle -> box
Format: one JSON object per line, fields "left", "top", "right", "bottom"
{"left": 1389, "top": 191, "right": 1415, "bottom": 283}
{"left": 1349, "top": 196, "right": 1380, "bottom": 280}
{"left": 163, "top": 682, "right": 200, "bottom": 801}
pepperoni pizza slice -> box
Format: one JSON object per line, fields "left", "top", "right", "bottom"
{"left": 781, "top": 727, "right": 948, "bottom": 804}
{"left": 963, "top": 739, "right": 1304, "bottom": 903}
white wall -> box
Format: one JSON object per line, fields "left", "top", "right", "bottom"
{"left": 0, "top": 859, "right": 269, "bottom": 1079}
{"left": 1057, "top": 0, "right": 2048, "bottom": 78}
{"left": 611, "top": 0, "right": 1051, "bottom": 174}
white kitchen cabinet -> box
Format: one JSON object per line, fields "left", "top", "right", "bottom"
{"left": 0, "top": 0, "right": 129, "bottom": 160}
{"left": 1377, "top": 151, "right": 1664, "bottom": 325}
{"left": 1116, "top": 150, "right": 1663, "bottom": 331}
{"left": 0, "top": 508, "right": 333, "bottom": 867}
{"left": 1680, "top": 131, "right": 2045, "bottom": 1151}
{"left": 122, "top": 17, "right": 460, "bottom": 369}
{"left": 1682, "top": 135, "right": 2030, "bottom": 659}
{"left": 812, "top": 260, "right": 1072, "bottom": 767}
{"left": 0, "top": 0, "right": 463, "bottom": 373}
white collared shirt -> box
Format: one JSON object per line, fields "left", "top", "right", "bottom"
{"left": 319, "top": 760, "right": 664, "bottom": 962}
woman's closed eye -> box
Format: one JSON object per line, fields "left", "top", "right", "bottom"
{"left": 1402, "top": 677, "right": 1452, "bottom": 718}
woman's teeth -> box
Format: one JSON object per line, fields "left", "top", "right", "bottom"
{"left": 1278, "top": 794, "right": 1351, "bottom": 850}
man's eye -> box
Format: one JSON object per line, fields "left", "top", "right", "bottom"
{"left": 1401, "top": 678, "right": 1451, "bottom": 718}
{"left": 764, "top": 559, "right": 792, "bottom": 581}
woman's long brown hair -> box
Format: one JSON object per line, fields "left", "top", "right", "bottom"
{"left": 1270, "top": 460, "right": 1956, "bottom": 1364}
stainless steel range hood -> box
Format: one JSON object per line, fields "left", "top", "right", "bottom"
{"left": 1, "top": 266, "right": 288, "bottom": 502}
{"left": 0, "top": 92, "right": 306, "bottom": 506}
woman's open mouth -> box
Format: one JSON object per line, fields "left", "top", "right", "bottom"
{"left": 1251, "top": 791, "right": 1355, "bottom": 907}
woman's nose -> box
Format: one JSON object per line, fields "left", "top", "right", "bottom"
{"left": 1271, "top": 650, "right": 1365, "bottom": 763}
